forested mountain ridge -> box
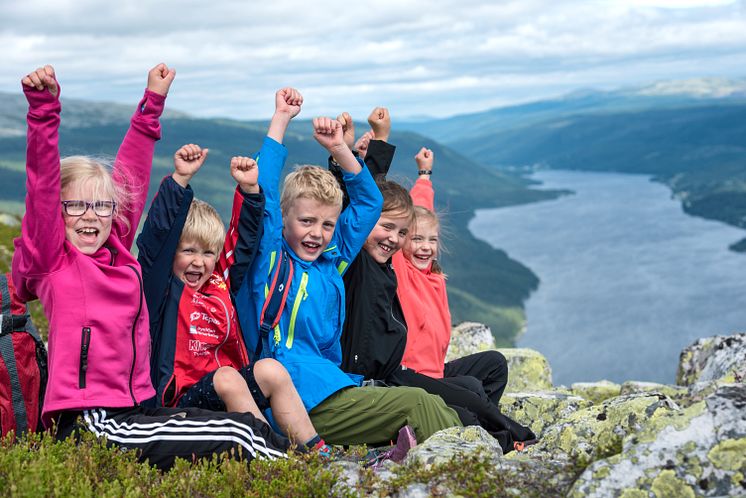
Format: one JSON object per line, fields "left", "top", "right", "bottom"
{"left": 401, "top": 80, "right": 746, "bottom": 251}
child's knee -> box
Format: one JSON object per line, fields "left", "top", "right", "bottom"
{"left": 212, "top": 366, "right": 244, "bottom": 395}
{"left": 253, "top": 358, "right": 292, "bottom": 390}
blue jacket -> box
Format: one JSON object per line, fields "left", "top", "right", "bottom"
{"left": 233, "top": 137, "right": 383, "bottom": 411}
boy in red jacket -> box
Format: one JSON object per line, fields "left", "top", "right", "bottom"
{"left": 138, "top": 141, "right": 329, "bottom": 455}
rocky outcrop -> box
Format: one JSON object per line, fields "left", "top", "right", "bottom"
{"left": 445, "top": 322, "right": 496, "bottom": 363}
{"left": 677, "top": 333, "right": 746, "bottom": 386}
{"left": 569, "top": 384, "right": 746, "bottom": 497}
{"left": 501, "top": 390, "right": 591, "bottom": 437}
{"left": 404, "top": 425, "right": 502, "bottom": 467}
{"left": 331, "top": 325, "right": 746, "bottom": 497}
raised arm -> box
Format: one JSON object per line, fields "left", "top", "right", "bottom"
{"left": 15, "top": 65, "right": 64, "bottom": 282}
{"left": 411, "top": 147, "right": 435, "bottom": 210}
{"left": 364, "top": 107, "right": 396, "bottom": 177}
{"left": 220, "top": 156, "right": 265, "bottom": 293}
{"left": 267, "top": 87, "right": 302, "bottom": 144}
{"left": 257, "top": 88, "right": 302, "bottom": 243}
{"left": 112, "top": 63, "right": 175, "bottom": 248}
{"left": 137, "top": 144, "right": 208, "bottom": 318}
{"left": 313, "top": 118, "right": 382, "bottom": 264}
{"left": 313, "top": 117, "right": 361, "bottom": 175}
{"left": 368, "top": 107, "right": 391, "bottom": 143}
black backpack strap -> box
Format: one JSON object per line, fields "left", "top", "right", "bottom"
{"left": 256, "top": 250, "right": 294, "bottom": 358}
{"left": 0, "top": 274, "right": 11, "bottom": 316}
{"left": 0, "top": 334, "right": 29, "bottom": 435}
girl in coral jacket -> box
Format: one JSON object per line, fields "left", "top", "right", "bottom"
{"left": 392, "top": 148, "right": 509, "bottom": 393}
{"left": 12, "top": 64, "right": 289, "bottom": 471}
{"left": 391, "top": 148, "right": 538, "bottom": 450}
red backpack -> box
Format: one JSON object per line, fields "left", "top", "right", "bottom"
{"left": 0, "top": 273, "right": 47, "bottom": 438}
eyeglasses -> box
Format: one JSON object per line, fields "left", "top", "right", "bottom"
{"left": 61, "top": 200, "right": 117, "bottom": 217}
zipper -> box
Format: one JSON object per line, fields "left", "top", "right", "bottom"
{"left": 79, "top": 327, "right": 91, "bottom": 388}
{"left": 212, "top": 295, "right": 231, "bottom": 367}
{"left": 286, "top": 272, "right": 309, "bottom": 349}
{"left": 126, "top": 265, "right": 144, "bottom": 404}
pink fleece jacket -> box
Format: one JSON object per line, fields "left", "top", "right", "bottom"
{"left": 12, "top": 81, "right": 164, "bottom": 426}
{"left": 393, "top": 178, "right": 452, "bottom": 378}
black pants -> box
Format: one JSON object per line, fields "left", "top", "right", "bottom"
{"left": 443, "top": 350, "right": 509, "bottom": 405}
{"left": 386, "top": 351, "right": 535, "bottom": 452}
{"left": 55, "top": 406, "right": 292, "bottom": 471}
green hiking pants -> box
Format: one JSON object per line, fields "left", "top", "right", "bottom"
{"left": 309, "top": 385, "right": 461, "bottom": 446}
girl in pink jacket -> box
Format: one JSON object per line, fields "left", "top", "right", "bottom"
{"left": 12, "top": 64, "right": 290, "bottom": 470}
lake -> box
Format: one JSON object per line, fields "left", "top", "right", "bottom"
{"left": 469, "top": 170, "right": 746, "bottom": 385}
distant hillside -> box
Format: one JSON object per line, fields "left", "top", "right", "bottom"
{"left": 0, "top": 93, "right": 560, "bottom": 345}
{"left": 402, "top": 80, "right": 746, "bottom": 251}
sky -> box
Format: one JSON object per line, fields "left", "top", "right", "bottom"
{"left": 2, "top": 0, "right": 746, "bottom": 120}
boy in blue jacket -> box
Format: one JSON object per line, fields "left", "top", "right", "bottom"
{"left": 229, "top": 88, "right": 461, "bottom": 446}
{"left": 137, "top": 142, "right": 330, "bottom": 454}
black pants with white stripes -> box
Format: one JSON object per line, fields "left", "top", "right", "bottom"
{"left": 55, "top": 406, "right": 292, "bottom": 471}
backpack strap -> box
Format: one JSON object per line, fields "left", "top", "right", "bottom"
{"left": 256, "top": 250, "right": 294, "bottom": 358}
{"left": 0, "top": 274, "right": 11, "bottom": 316}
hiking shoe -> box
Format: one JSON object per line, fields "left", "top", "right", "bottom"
{"left": 387, "top": 425, "right": 417, "bottom": 463}
{"left": 366, "top": 425, "right": 417, "bottom": 468}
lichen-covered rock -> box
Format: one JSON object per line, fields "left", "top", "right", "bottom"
{"left": 445, "top": 322, "right": 497, "bottom": 361}
{"left": 405, "top": 425, "right": 502, "bottom": 468}
{"left": 501, "top": 390, "right": 592, "bottom": 437}
{"left": 619, "top": 381, "right": 690, "bottom": 404}
{"left": 569, "top": 384, "right": 746, "bottom": 497}
{"left": 572, "top": 380, "right": 622, "bottom": 404}
{"left": 446, "top": 322, "right": 552, "bottom": 393}
{"left": 525, "top": 393, "right": 679, "bottom": 467}
{"left": 677, "top": 333, "right": 746, "bottom": 386}
{"left": 500, "top": 348, "right": 553, "bottom": 392}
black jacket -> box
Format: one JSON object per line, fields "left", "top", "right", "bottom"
{"left": 339, "top": 250, "right": 408, "bottom": 380}
{"left": 330, "top": 140, "right": 408, "bottom": 380}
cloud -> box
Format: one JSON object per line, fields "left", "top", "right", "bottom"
{"left": 1, "top": 0, "right": 745, "bottom": 118}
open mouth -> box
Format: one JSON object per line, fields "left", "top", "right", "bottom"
{"left": 378, "top": 242, "right": 394, "bottom": 254}
{"left": 75, "top": 227, "right": 99, "bottom": 242}
{"left": 184, "top": 271, "right": 203, "bottom": 285}
{"left": 302, "top": 241, "right": 321, "bottom": 252}
{"left": 414, "top": 253, "right": 432, "bottom": 262}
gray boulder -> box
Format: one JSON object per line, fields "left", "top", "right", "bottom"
{"left": 569, "top": 384, "right": 746, "bottom": 497}
{"left": 677, "top": 333, "right": 746, "bottom": 386}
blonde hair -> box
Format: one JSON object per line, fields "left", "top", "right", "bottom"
{"left": 280, "top": 165, "right": 343, "bottom": 217}
{"left": 60, "top": 156, "right": 133, "bottom": 233}
{"left": 180, "top": 199, "right": 225, "bottom": 254}
{"left": 412, "top": 205, "right": 445, "bottom": 275}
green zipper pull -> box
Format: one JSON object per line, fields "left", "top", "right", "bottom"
{"left": 287, "top": 272, "right": 309, "bottom": 349}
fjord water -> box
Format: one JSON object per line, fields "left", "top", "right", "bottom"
{"left": 469, "top": 170, "right": 746, "bottom": 385}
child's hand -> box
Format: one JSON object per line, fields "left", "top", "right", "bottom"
{"left": 415, "top": 147, "right": 434, "bottom": 173}
{"left": 313, "top": 117, "right": 345, "bottom": 152}
{"left": 147, "top": 63, "right": 176, "bottom": 97}
{"left": 275, "top": 87, "right": 303, "bottom": 119}
{"left": 230, "top": 156, "right": 259, "bottom": 194}
{"left": 367, "top": 107, "right": 391, "bottom": 142}
{"left": 22, "top": 65, "right": 58, "bottom": 97}
{"left": 337, "top": 112, "right": 355, "bottom": 149}
{"left": 172, "top": 144, "right": 208, "bottom": 187}
{"left": 354, "top": 130, "right": 375, "bottom": 159}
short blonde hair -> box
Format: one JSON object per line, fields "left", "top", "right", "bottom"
{"left": 280, "top": 165, "right": 343, "bottom": 217}
{"left": 180, "top": 199, "right": 225, "bottom": 254}
{"left": 60, "top": 156, "right": 133, "bottom": 233}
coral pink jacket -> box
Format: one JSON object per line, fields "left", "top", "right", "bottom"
{"left": 393, "top": 178, "right": 451, "bottom": 378}
{"left": 12, "top": 82, "right": 163, "bottom": 426}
